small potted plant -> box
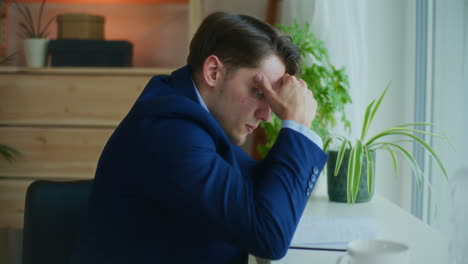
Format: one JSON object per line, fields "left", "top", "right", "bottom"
{"left": 324, "top": 85, "right": 448, "bottom": 203}
{"left": 13, "top": 0, "right": 54, "bottom": 67}
{"left": 257, "top": 21, "right": 352, "bottom": 157}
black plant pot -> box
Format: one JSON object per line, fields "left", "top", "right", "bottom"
{"left": 327, "top": 150, "right": 375, "bottom": 203}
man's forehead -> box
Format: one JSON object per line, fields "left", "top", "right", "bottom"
{"left": 257, "top": 55, "right": 286, "bottom": 87}
{"left": 230, "top": 55, "right": 285, "bottom": 86}
{"left": 241, "top": 67, "right": 283, "bottom": 89}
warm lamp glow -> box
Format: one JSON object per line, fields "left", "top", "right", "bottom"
{"left": 6, "top": 0, "right": 190, "bottom": 67}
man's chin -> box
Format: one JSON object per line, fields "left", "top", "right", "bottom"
{"left": 228, "top": 134, "right": 246, "bottom": 146}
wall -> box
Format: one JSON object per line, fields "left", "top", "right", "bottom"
{"left": 366, "top": 0, "right": 416, "bottom": 211}
{"left": 7, "top": 2, "right": 189, "bottom": 67}
{"left": 430, "top": 0, "right": 468, "bottom": 235}
{"left": 202, "top": 0, "right": 267, "bottom": 20}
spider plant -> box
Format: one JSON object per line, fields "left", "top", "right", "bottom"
{"left": 13, "top": 0, "right": 54, "bottom": 38}
{"left": 324, "top": 84, "right": 448, "bottom": 203}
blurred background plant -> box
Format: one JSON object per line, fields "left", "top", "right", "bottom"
{"left": 0, "top": 144, "right": 19, "bottom": 163}
{"left": 12, "top": 0, "right": 54, "bottom": 38}
{"left": 0, "top": 52, "right": 17, "bottom": 65}
{"left": 257, "top": 21, "right": 352, "bottom": 157}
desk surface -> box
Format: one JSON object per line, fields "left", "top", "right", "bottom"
{"left": 273, "top": 195, "right": 448, "bottom": 264}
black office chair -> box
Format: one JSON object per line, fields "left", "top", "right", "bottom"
{"left": 22, "top": 180, "right": 93, "bottom": 264}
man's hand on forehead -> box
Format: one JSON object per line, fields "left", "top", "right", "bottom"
{"left": 255, "top": 73, "right": 317, "bottom": 127}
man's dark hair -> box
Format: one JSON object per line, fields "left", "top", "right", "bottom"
{"left": 187, "top": 12, "right": 302, "bottom": 76}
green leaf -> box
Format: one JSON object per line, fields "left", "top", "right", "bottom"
{"left": 0, "top": 144, "right": 20, "bottom": 163}
{"left": 367, "top": 131, "right": 448, "bottom": 180}
{"left": 346, "top": 146, "right": 356, "bottom": 204}
{"left": 0, "top": 52, "right": 17, "bottom": 65}
{"left": 368, "top": 140, "right": 412, "bottom": 151}
{"left": 367, "top": 83, "right": 391, "bottom": 131}
{"left": 350, "top": 140, "right": 364, "bottom": 203}
{"left": 396, "top": 122, "right": 433, "bottom": 128}
{"left": 384, "top": 144, "right": 398, "bottom": 175}
{"left": 360, "top": 99, "right": 375, "bottom": 140}
{"left": 335, "top": 139, "right": 349, "bottom": 176}
{"left": 367, "top": 141, "right": 400, "bottom": 176}
{"left": 383, "top": 142, "right": 423, "bottom": 190}
{"left": 364, "top": 146, "right": 374, "bottom": 195}
{"left": 372, "top": 127, "right": 448, "bottom": 141}
{"left": 323, "top": 137, "right": 333, "bottom": 152}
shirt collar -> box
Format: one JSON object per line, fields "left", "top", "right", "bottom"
{"left": 192, "top": 79, "right": 209, "bottom": 112}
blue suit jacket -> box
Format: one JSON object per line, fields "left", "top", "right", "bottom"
{"left": 71, "top": 66, "right": 328, "bottom": 264}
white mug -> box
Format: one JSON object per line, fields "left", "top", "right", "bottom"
{"left": 336, "top": 239, "right": 410, "bottom": 264}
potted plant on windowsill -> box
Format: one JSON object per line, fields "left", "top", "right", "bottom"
{"left": 257, "top": 21, "right": 352, "bottom": 157}
{"left": 13, "top": 0, "right": 54, "bottom": 67}
{"left": 323, "top": 84, "right": 448, "bottom": 203}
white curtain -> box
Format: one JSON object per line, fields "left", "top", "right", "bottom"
{"left": 278, "top": 0, "right": 368, "bottom": 196}
{"left": 279, "top": 0, "right": 368, "bottom": 139}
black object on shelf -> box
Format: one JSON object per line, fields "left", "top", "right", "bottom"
{"left": 48, "top": 39, "right": 133, "bottom": 67}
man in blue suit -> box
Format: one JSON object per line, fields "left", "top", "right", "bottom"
{"left": 71, "top": 12, "right": 327, "bottom": 264}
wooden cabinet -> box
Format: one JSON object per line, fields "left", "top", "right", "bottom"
{"left": 0, "top": 0, "right": 204, "bottom": 229}
{"left": 0, "top": 67, "right": 172, "bottom": 229}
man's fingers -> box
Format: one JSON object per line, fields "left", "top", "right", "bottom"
{"left": 255, "top": 73, "right": 273, "bottom": 94}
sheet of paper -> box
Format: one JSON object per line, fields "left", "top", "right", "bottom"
{"left": 290, "top": 216, "right": 380, "bottom": 250}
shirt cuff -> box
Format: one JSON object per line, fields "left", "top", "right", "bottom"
{"left": 281, "top": 120, "right": 323, "bottom": 149}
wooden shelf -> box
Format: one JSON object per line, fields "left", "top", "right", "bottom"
{"left": 0, "top": 66, "right": 174, "bottom": 76}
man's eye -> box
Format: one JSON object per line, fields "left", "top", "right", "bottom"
{"left": 252, "top": 88, "right": 264, "bottom": 99}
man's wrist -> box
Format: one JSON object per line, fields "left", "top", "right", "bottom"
{"left": 281, "top": 120, "right": 323, "bottom": 149}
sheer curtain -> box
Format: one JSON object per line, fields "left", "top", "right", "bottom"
{"left": 429, "top": 0, "right": 468, "bottom": 263}
{"left": 279, "top": 0, "right": 368, "bottom": 138}
{"left": 278, "top": 0, "right": 368, "bottom": 196}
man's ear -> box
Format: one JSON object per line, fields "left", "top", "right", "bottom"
{"left": 202, "top": 55, "right": 224, "bottom": 88}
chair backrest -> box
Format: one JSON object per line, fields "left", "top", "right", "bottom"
{"left": 22, "top": 180, "right": 93, "bottom": 264}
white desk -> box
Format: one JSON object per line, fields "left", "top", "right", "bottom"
{"left": 272, "top": 195, "right": 448, "bottom": 264}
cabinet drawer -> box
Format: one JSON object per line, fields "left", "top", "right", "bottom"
{"left": 0, "top": 179, "right": 32, "bottom": 229}
{"left": 0, "top": 74, "right": 149, "bottom": 126}
{"left": 0, "top": 127, "right": 113, "bottom": 179}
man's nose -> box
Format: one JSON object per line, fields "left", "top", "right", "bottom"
{"left": 254, "top": 101, "right": 271, "bottom": 122}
